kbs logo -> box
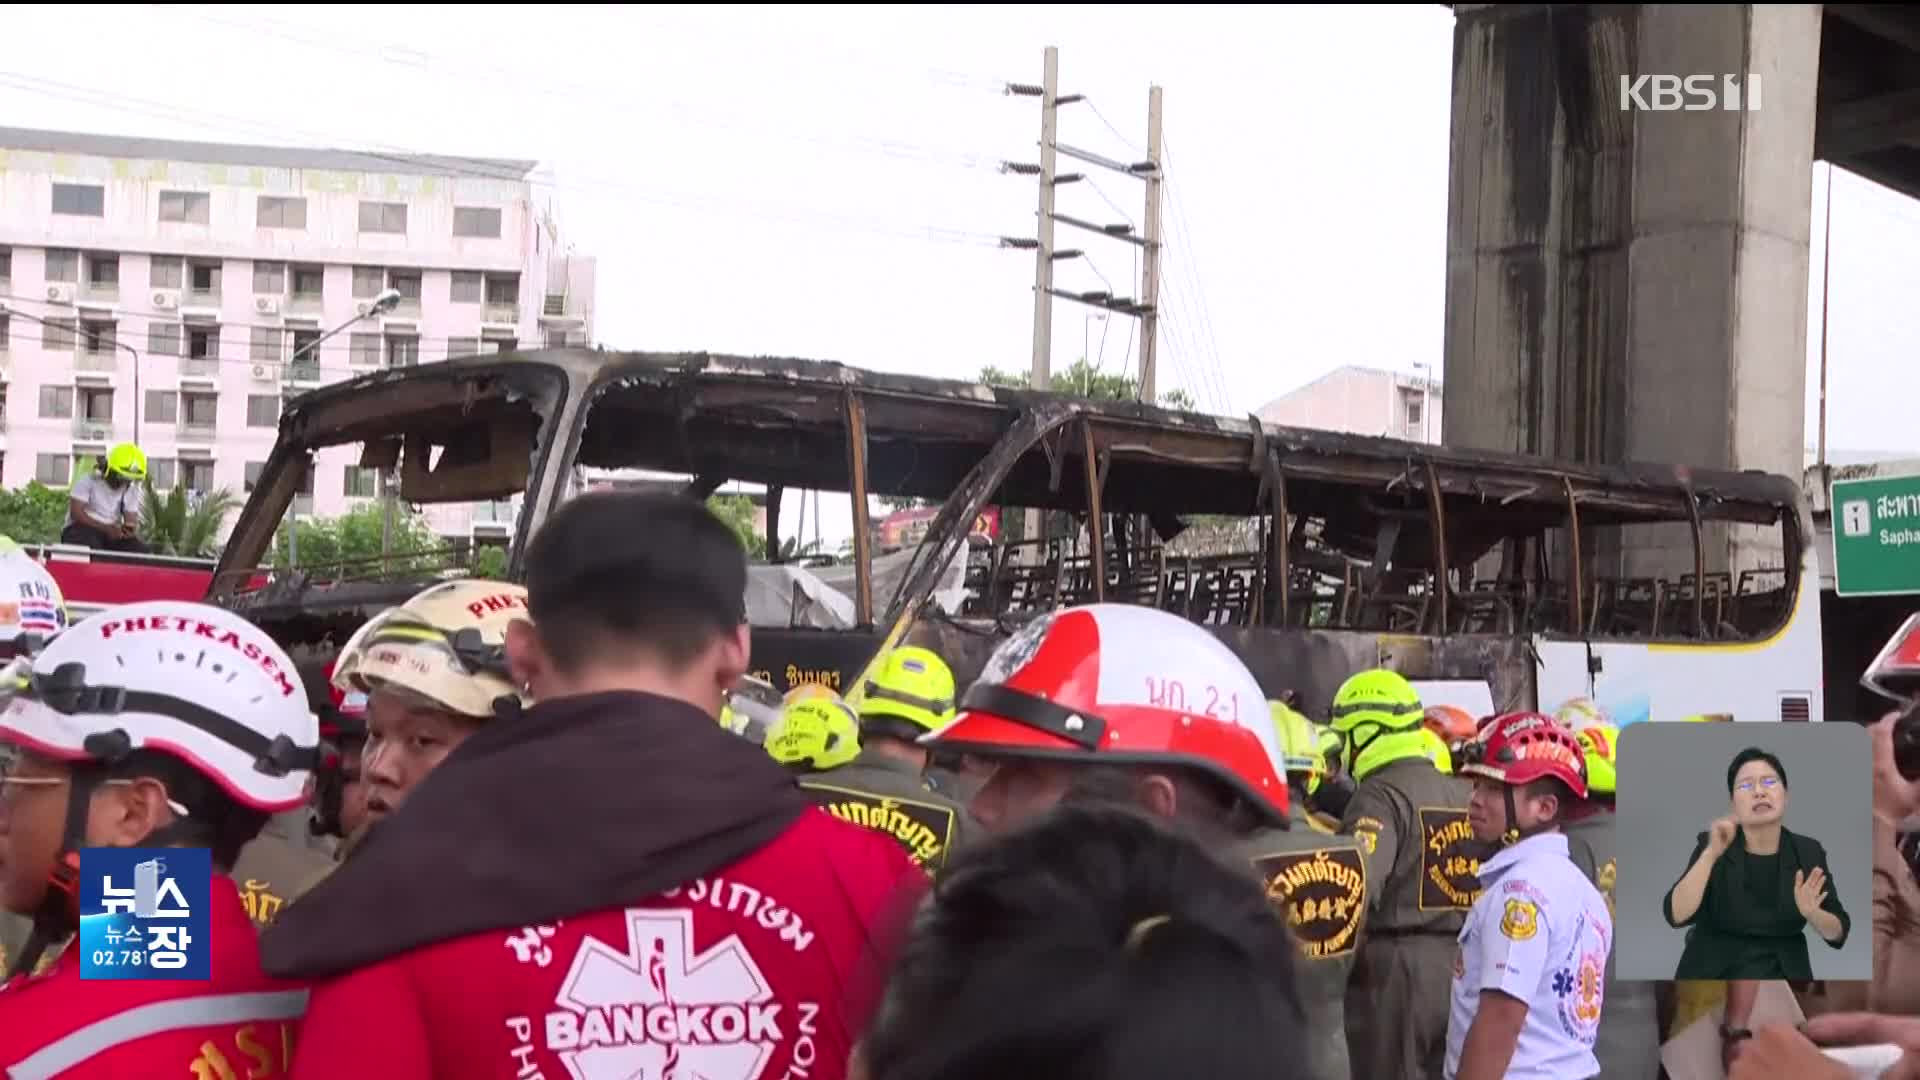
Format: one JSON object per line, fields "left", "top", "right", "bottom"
{"left": 1619, "top": 74, "right": 1762, "bottom": 112}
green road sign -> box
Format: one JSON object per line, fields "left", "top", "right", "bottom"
{"left": 1832, "top": 473, "right": 1920, "bottom": 597}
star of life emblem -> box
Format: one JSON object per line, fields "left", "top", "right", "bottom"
{"left": 545, "top": 909, "right": 787, "bottom": 1080}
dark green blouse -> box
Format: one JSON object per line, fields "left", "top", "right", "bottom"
{"left": 1661, "top": 826, "right": 1850, "bottom": 980}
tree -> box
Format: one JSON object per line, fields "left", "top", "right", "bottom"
{"left": 0, "top": 483, "right": 72, "bottom": 544}
{"left": 470, "top": 544, "right": 510, "bottom": 580}
{"left": 272, "top": 502, "right": 445, "bottom": 573}
{"left": 706, "top": 494, "right": 766, "bottom": 560}
{"left": 139, "top": 484, "right": 239, "bottom": 558}
{"left": 978, "top": 360, "right": 1197, "bottom": 410}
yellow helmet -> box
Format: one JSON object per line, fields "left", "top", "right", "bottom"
{"left": 1270, "top": 700, "right": 1325, "bottom": 795}
{"left": 783, "top": 682, "right": 840, "bottom": 706}
{"left": 1575, "top": 723, "right": 1620, "bottom": 796}
{"left": 860, "top": 646, "right": 956, "bottom": 734}
{"left": 105, "top": 442, "right": 147, "bottom": 483}
{"left": 331, "top": 579, "right": 526, "bottom": 719}
{"left": 1555, "top": 698, "right": 1608, "bottom": 733}
{"left": 765, "top": 695, "right": 861, "bottom": 770}
{"left": 1329, "top": 669, "right": 1426, "bottom": 780}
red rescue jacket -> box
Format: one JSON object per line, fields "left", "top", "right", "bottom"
{"left": 0, "top": 876, "right": 309, "bottom": 1079}
{"left": 261, "top": 691, "right": 927, "bottom": 1080}
{"left": 290, "top": 809, "right": 914, "bottom": 1079}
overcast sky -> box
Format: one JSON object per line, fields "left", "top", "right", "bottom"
{"left": 5, "top": 4, "right": 1916, "bottom": 539}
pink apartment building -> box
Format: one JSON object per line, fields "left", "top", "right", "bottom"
{"left": 1253, "top": 364, "right": 1442, "bottom": 444}
{"left": 0, "top": 125, "right": 595, "bottom": 543}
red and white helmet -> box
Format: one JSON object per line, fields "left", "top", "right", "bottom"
{"left": 922, "top": 603, "right": 1290, "bottom": 823}
{"left": 0, "top": 601, "right": 319, "bottom": 810}
{"left": 1457, "top": 711, "right": 1589, "bottom": 801}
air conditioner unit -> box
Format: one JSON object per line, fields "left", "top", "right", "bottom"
{"left": 250, "top": 363, "right": 273, "bottom": 381}
{"left": 254, "top": 295, "right": 280, "bottom": 316}
{"left": 45, "top": 283, "right": 73, "bottom": 304}
{"left": 152, "top": 290, "right": 179, "bottom": 310}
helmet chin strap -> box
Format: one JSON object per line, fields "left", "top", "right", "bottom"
{"left": 1500, "top": 785, "right": 1557, "bottom": 847}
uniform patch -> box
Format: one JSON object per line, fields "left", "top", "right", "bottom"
{"left": 1416, "top": 807, "right": 1482, "bottom": 911}
{"left": 800, "top": 782, "right": 956, "bottom": 872}
{"left": 1554, "top": 948, "right": 1607, "bottom": 1043}
{"left": 1499, "top": 898, "right": 1539, "bottom": 941}
{"left": 1254, "top": 846, "right": 1368, "bottom": 960}
{"left": 1351, "top": 815, "right": 1386, "bottom": 857}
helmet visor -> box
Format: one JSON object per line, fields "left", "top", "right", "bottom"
{"left": 339, "top": 607, "right": 509, "bottom": 689}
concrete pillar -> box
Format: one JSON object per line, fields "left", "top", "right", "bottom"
{"left": 1443, "top": 3, "right": 1820, "bottom": 577}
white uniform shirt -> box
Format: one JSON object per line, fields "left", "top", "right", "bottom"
{"left": 65, "top": 471, "right": 141, "bottom": 530}
{"left": 1444, "top": 830, "right": 1613, "bottom": 1080}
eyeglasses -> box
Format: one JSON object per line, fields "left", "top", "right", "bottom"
{"left": 1736, "top": 776, "right": 1781, "bottom": 795}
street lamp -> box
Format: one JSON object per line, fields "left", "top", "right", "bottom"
{"left": 280, "top": 287, "right": 402, "bottom": 567}
{"left": 0, "top": 301, "right": 144, "bottom": 440}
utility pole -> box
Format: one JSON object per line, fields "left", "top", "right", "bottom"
{"left": 1031, "top": 45, "right": 1060, "bottom": 393}
{"left": 1139, "top": 85, "right": 1164, "bottom": 403}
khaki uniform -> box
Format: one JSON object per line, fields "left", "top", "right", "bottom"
{"left": 229, "top": 810, "right": 336, "bottom": 930}
{"left": 1239, "top": 804, "right": 1370, "bottom": 1080}
{"left": 1565, "top": 810, "right": 1661, "bottom": 1080}
{"left": 797, "top": 748, "right": 978, "bottom": 874}
{"left": 1340, "top": 756, "right": 1479, "bottom": 1080}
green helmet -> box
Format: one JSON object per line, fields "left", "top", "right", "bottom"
{"left": 1328, "top": 669, "right": 1426, "bottom": 780}
{"left": 105, "top": 442, "right": 147, "bottom": 482}
{"left": 764, "top": 696, "right": 861, "bottom": 771}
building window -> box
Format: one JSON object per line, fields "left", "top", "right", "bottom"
{"left": 387, "top": 270, "right": 421, "bottom": 303}
{"left": 145, "top": 390, "right": 179, "bottom": 424}
{"left": 79, "top": 388, "right": 114, "bottom": 422}
{"left": 158, "top": 191, "right": 211, "bottom": 225}
{"left": 189, "top": 260, "right": 221, "bottom": 296}
{"left": 256, "top": 196, "right": 307, "bottom": 229}
{"left": 43, "top": 318, "right": 77, "bottom": 351}
{"left": 344, "top": 466, "right": 379, "bottom": 498}
{"left": 35, "top": 454, "right": 72, "bottom": 486}
{"left": 85, "top": 253, "right": 119, "bottom": 289}
{"left": 1402, "top": 390, "right": 1424, "bottom": 431}
{"left": 186, "top": 323, "right": 219, "bottom": 360}
{"left": 290, "top": 328, "right": 320, "bottom": 365}
{"left": 291, "top": 265, "right": 324, "bottom": 299}
{"left": 250, "top": 327, "right": 283, "bottom": 365}
{"left": 244, "top": 461, "right": 265, "bottom": 492}
{"left": 450, "top": 271, "right": 482, "bottom": 303}
{"left": 150, "top": 256, "right": 183, "bottom": 290}
{"left": 38, "top": 387, "right": 74, "bottom": 420}
{"left": 182, "top": 459, "right": 215, "bottom": 492}
{"left": 453, "top": 207, "right": 502, "bottom": 238}
{"left": 253, "top": 262, "right": 286, "bottom": 295}
{"left": 482, "top": 334, "right": 517, "bottom": 353}
{"left": 148, "top": 324, "right": 181, "bottom": 357}
{"left": 79, "top": 318, "right": 116, "bottom": 355}
{"left": 246, "top": 395, "right": 280, "bottom": 428}
{"left": 44, "top": 250, "right": 78, "bottom": 283}
{"left": 447, "top": 337, "right": 479, "bottom": 359}
{"left": 386, "top": 335, "right": 419, "bottom": 368}
{"left": 358, "top": 201, "right": 407, "bottom": 234}
{"left": 352, "top": 266, "right": 384, "bottom": 299}
{"left": 181, "top": 393, "right": 218, "bottom": 427}
{"left": 0, "top": 247, "right": 10, "bottom": 282}
{"left": 52, "top": 184, "right": 104, "bottom": 217}
{"left": 484, "top": 274, "right": 519, "bottom": 305}
{"left": 349, "top": 333, "right": 381, "bottom": 367}
{"left": 149, "top": 457, "right": 177, "bottom": 492}
{"left": 0, "top": 315, "right": 8, "bottom": 351}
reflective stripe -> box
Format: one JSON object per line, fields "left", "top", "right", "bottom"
{"left": 7, "top": 988, "right": 308, "bottom": 1080}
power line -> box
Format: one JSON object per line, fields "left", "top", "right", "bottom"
{"left": 1160, "top": 137, "right": 1235, "bottom": 413}
{"left": 0, "top": 71, "right": 1011, "bottom": 250}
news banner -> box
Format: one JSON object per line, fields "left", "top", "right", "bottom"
{"left": 78, "top": 847, "right": 211, "bottom": 980}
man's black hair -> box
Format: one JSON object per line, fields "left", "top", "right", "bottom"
{"left": 860, "top": 801, "right": 1305, "bottom": 1080}
{"left": 1727, "top": 746, "right": 1788, "bottom": 795}
{"left": 94, "top": 750, "right": 268, "bottom": 872}
{"left": 523, "top": 491, "right": 749, "bottom": 673}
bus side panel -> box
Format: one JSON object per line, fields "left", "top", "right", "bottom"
{"left": 1539, "top": 558, "right": 1825, "bottom": 726}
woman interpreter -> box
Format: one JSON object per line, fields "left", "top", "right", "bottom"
{"left": 1663, "top": 747, "right": 1850, "bottom": 980}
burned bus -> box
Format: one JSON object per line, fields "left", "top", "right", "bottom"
{"left": 210, "top": 348, "right": 1822, "bottom": 727}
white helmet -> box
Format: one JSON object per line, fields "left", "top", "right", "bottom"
{"left": 0, "top": 537, "right": 66, "bottom": 645}
{"left": 331, "top": 579, "right": 526, "bottom": 720}
{"left": 0, "top": 601, "right": 318, "bottom": 809}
